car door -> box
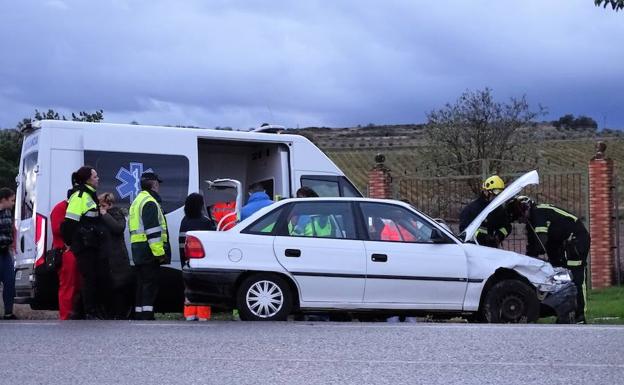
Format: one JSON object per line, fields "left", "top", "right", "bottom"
{"left": 359, "top": 202, "right": 468, "bottom": 309}
{"left": 273, "top": 201, "right": 366, "bottom": 303}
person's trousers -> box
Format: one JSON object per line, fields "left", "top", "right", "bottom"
{"left": 569, "top": 265, "right": 586, "bottom": 318}
{"left": 75, "top": 248, "right": 99, "bottom": 316}
{"left": 57, "top": 250, "right": 81, "bottom": 320}
{"left": 135, "top": 263, "right": 159, "bottom": 319}
{"left": 0, "top": 250, "right": 15, "bottom": 315}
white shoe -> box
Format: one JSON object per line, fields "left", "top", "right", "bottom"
{"left": 386, "top": 316, "right": 400, "bottom": 323}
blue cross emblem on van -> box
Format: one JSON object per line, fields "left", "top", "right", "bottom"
{"left": 115, "top": 162, "right": 153, "bottom": 202}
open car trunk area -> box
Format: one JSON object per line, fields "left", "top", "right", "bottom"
{"left": 197, "top": 139, "right": 290, "bottom": 208}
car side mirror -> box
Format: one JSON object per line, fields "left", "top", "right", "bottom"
{"left": 431, "top": 228, "right": 449, "bottom": 244}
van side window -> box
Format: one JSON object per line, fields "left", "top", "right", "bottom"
{"left": 300, "top": 176, "right": 362, "bottom": 198}
{"left": 21, "top": 151, "right": 38, "bottom": 220}
{"left": 300, "top": 177, "right": 339, "bottom": 197}
{"left": 84, "top": 151, "right": 189, "bottom": 214}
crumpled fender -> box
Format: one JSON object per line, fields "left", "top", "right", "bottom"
{"left": 460, "top": 243, "right": 567, "bottom": 312}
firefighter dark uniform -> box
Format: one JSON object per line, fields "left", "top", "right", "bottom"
{"left": 62, "top": 184, "right": 102, "bottom": 318}
{"left": 459, "top": 195, "right": 511, "bottom": 247}
{"left": 129, "top": 187, "right": 171, "bottom": 320}
{"left": 525, "top": 203, "right": 590, "bottom": 322}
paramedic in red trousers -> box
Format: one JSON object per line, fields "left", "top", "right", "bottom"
{"left": 129, "top": 172, "right": 171, "bottom": 321}
{"left": 0, "top": 187, "right": 17, "bottom": 320}
{"left": 61, "top": 166, "right": 103, "bottom": 320}
{"left": 240, "top": 182, "right": 273, "bottom": 221}
{"left": 179, "top": 193, "right": 215, "bottom": 321}
{"left": 50, "top": 174, "right": 82, "bottom": 320}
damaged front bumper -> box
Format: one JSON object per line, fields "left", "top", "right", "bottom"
{"left": 539, "top": 281, "right": 577, "bottom": 323}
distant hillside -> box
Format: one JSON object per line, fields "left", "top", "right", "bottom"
{"left": 284, "top": 124, "right": 624, "bottom": 206}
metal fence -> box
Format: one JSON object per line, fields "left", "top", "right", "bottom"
{"left": 394, "top": 171, "right": 589, "bottom": 256}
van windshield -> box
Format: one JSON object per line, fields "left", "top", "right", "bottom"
{"left": 21, "top": 151, "right": 38, "bottom": 220}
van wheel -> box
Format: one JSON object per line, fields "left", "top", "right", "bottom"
{"left": 237, "top": 274, "right": 292, "bottom": 321}
{"left": 482, "top": 280, "right": 539, "bottom": 323}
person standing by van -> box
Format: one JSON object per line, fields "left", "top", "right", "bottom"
{"left": 50, "top": 175, "right": 82, "bottom": 320}
{"left": 240, "top": 183, "right": 273, "bottom": 221}
{"left": 99, "top": 192, "right": 133, "bottom": 319}
{"left": 62, "top": 166, "right": 102, "bottom": 320}
{"left": 179, "top": 193, "right": 215, "bottom": 321}
{"left": 0, "top": 187, "right": 17, "bottom": 320}
{"left": 129, "top": 172, "right": 170, "bottom": 321}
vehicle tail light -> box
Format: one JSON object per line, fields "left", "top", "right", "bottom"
{"left": 184, "top": 235, "right": 205, "bottom": 259}
{"left": 34, "top": 213, "right": 47, "bottom": 268}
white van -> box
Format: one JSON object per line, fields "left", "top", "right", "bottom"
{"left": 14, "top": 120, "right": 361, "bottom": 312}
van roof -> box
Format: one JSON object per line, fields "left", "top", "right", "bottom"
{"left": 30, "top": 120, "right": 309, "bottom": 143}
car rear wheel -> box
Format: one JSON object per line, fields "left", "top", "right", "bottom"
{"left": 237, "top": 274, "right": 292, "bottom": 321}
{"left": 482, "top": 280, "right": 539, "bottom": 323}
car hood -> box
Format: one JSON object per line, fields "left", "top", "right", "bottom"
{"left": 463, "top": 170, "right": 539, "bottom": 243}
{"left": 461, "top": 243, "right": 558, "bottom": 284}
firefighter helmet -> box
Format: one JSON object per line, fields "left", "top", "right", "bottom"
{"left": 482, "top": 175, "right": 505, "bottom": 192}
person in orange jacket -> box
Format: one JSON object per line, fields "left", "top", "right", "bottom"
{"left": 180, "top": 193, "right": 216, "bottom": 321}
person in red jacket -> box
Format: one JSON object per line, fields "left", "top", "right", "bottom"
{"left": 50, "top": 176, "right": 82, "bottom": 320}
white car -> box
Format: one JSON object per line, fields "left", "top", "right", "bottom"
{"left": 183, "top": 171, "right": 577, "bottom": 323}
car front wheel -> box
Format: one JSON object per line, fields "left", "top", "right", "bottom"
{"left": 237, "top": 274, "right": 292, "bottom": 321}
{"left": 482, "top": 280, "right": 539, "bottom": 323}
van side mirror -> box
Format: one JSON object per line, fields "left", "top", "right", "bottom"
{"left": 431, "top": 228, "right": 449, "bottom": 244}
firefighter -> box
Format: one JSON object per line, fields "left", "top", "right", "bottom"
{"left": 459, "top": 175, "right": 511, "bottom": 248}
{"left": 62, "top": 166, "right": 103, "bottom": 319}
{"left": 129, "top": 172, "right": 171, "bottom": 321}
{"left": 508, "top": 196, "right": 590, "bottom": 323}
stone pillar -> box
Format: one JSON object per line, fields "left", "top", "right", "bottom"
{"left": 367, "top": 153, "right": 393, "bottom": 199}
{"left": 588, "top": 141, "right": 616, "bottom": 289}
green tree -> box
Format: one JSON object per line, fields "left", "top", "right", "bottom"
{"left": 423, "top": 88, "right": 545, "bottom": 193}
{"left": 0, "top": 109, "right": 104, "bottom": 189}
{"left": 0, "top": 130, "right": 23, "bottom": 189}
{"left": 595, "top": 0, "right": 624, "bottom": 11}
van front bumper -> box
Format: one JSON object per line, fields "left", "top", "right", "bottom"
{"left": 183, "top": 267, "right": 245, "bottom": 307}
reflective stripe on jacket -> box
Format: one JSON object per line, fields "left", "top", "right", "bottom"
{"left": 129, "top": 190, "right": 170, "bottom": 264}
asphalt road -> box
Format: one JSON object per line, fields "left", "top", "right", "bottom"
{"left": 1, "top": 321, "right": 623, "bottom": 385}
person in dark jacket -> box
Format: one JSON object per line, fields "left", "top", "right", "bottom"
{"left": 99, "top": 192, "right": 134, "bottom": 319}
{"left": 179, "top": 193, "right": 215, "bottom": 321}
{"left": 459, "top": 175, "right": 511, "bottom": 248}
{"left": 129, "top": 172, "right": 171, "bottom": 321}
{"left": 61, "top": 166, "right": 103, "bottom": 319}
{"left": 0, "top": 187, "right": 16, "bottom": 319}
{"left": 508, "top": 196, "right": 590, "bottom": 323}
{"left": 240, "top": 183, "right": 273, "bottom": 221}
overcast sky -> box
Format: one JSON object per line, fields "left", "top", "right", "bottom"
{"left": 1, "top": 0, "right": 622, "bottom": 130}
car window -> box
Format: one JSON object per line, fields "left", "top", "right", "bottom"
{"left": 359, "top": 202, "right": 436, "bottom": 243}
{"left": 284, "top": 202, "right": 356, "bottom": 239}
{"left": 243, "top": 206, "right": 286, "bottom": 235}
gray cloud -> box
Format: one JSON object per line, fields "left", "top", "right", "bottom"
{"left": 1, "top": 0, "right": 623, "bottom": 129}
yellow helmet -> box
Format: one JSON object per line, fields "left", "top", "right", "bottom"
{"left": 482, "top": 175, "right": 505, "bottom": 192}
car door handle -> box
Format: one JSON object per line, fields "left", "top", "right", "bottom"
{"left": 285, "top": 249, "right": 301, "bottom": 258}
{"left": 20, "top": 236, "right": 25, "bottom": 253}
{"left": 371, "top": 254, "right": 387, "bottom": 262}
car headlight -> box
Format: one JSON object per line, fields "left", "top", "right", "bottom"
{"left": 551, "top": 271, "right": 572, "bottom": 283}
